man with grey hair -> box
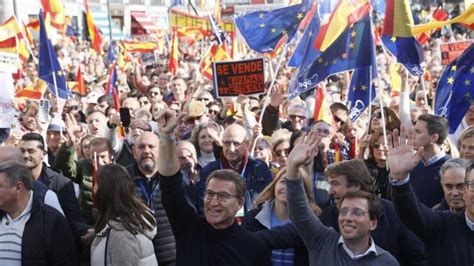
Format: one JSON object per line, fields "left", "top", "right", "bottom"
{"left": 433, "top": 158, "right": 471, "bottom": 213}
{"left": 0, "top": 161, "right": 76, "bottom": 265}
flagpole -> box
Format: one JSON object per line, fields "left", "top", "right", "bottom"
{"left": 250, "top": 42, "right": 289, "bottom": 156}
{"left": 106, "top": 0, "right": 113, "bottom": 41}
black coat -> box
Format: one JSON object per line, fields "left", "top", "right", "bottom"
{"left": 0, "top": 195, "right": 76, "bottom": 266}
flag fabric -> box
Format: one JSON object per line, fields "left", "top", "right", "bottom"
{"left": 412, "top": 5, "right": 474, "bottom": 36}
{"left": 169, "top": 31, "right": 179, "bottom": 75}
{"left": 15, "top": 80, "right": 48, "bottom": 100}
{"left": 417, "top": 8, "right": 449, "bottom": 45}
{"left": 382, "top": 0, "right": 424, "bottom": 76}
{"left": 0, "top": 36, "right": 17, "bottom": 53}
{"left": 171, "top": 0, "right": 184, "bottom": 7}
{"left": 233, "top": 0, "right": 312, "bottom": 53}
{"left": 176, "top": 27, "right": 211, "bottom": 46}
{"left": 38, "top": 9, "right": 70, "bottom": 100}
{"left": 199, "top": 43, "right": 231, "bottom": 80}
{"left": 75, "top": 67, "right": 86, "bottom": 96}
{"left": 123, "top": 40, "right": 158, "bottom": 53}
{"left": 41, "top": 0, "right": 64, "bottom": 13}
{"left": 313, "top": 85, "right": 332, "bottom": 124}
{"left": 106, "top": 41, "right": 117, "bottom": 64}
{"left": 27, "top": 19, "right": 40, "bottom": 31}
{"left": 214, "top": 0, "right": 222, "bottom": 23}
{"left": 22, "top": 22, "right": 34, "bottom": 47}
{"left": 0, "top": 16, "right": 22, "bottom": 41}
{"left": 289, "top": 15, "right": 375, "bottom": 99}
{"left": 41, "top": 0, "right": 65, "bottom": 32}
{"left": 313, "top": 0, "right": 371, "bottom": 52}
{"left": 347, "top": 66, "right": 377, "bottom": 122}
{"left": 288, "top": 3, "right": 321, "bottom": 70}
{"left": 208, "top": 13, "right": 226, "bottom": 45}
{"left": 434, "top": 43, "right": 474, "bottom": 133}
{"left": 106, "top": 64, "right": 118, "bottom": 96}
{"left": 85, "top": 0, "right": 103, "bottom": 54}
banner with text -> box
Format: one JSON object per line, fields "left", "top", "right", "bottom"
{"left": 440, "top": 40, "right": 473, "bottom": 65}
{"left": 213, "top": 58, "right": 265, "bottom": 98}
{"left": 0, "top": 52, "right": 19, "bottom": 73}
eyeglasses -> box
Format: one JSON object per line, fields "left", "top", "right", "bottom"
{"left": 209, "top": 109, "right": 219, "bottom": 115}
{"left": 466, "top": 181, "right": 474, "bottom": 192}
{"left": 198, "top": 97, "right": 211, "bottom": 102}
{"left": 289, "top": 114, "right": 306, "bottom": 120}
{"left": 275, "top": 148, "right": 290, "bottom": 157}
{"left": 223, "top": 140, "right": 244, "bottom": 148}
{"left": 372, "top": 112, "right": 387, "bottom": 119}
{"left": 339, "top": 207, "right": 367, "bottom": 218}
{"left": 204, "top": 190, "right": 239, "bottom": 202}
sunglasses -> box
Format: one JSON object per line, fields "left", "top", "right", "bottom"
{"left": 372, "top": 112, "right": 387, "bottom": 119}
{"left": 198, "top": 97, "right": 211, "bottom": 102}
{"left": 209, "top": 110, "right": 219, "bottom": 115}
{"left": 289, "top": 114, "right": 306, "bottom": 120}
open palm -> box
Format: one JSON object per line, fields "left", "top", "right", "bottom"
{"left": 387, "top": 126, "right": 422, "bottom": 180}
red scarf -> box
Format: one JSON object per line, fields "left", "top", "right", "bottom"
{"left": 220, "top": 148, "right": 249, "bottom": 175}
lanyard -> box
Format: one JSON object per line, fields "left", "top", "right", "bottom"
{"left": 138, "top": 179, "right": 160, "bottom": 208}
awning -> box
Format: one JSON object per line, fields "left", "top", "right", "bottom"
{"left": 90, "top": 8, "right": 125, "bottom": 40}
{"left": 131, "top": 12, "right": 156, "bottom": 35}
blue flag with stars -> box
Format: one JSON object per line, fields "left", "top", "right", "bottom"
{"left": 288, "top": 4, "right": 321, "bottom": 71}
{"left": 288, "top": 15, "right": 375, "bottom": 99}
{"left": 38, "top": 9, "right": 70, "bottom": 100}
{"left": 434, "top": 43, "right": 474, "bottom": 134}
{"left": 347, "top": 66, "right": 377, "bottom": 122}
{"left": 234, "top": 0, "right": 312, "bottom": 53}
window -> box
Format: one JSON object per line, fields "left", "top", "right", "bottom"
{"left": 130, "top": 0, "right": 144, "bottom": 4}
{"left": 150, "top": 0, "right": 164, "bottom": 5}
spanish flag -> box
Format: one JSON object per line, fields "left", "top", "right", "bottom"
{"left": 417, "top": 8, "right": 448, "bottom": 45}
{"left": 313, "top": 85, "right": 332, "bottom": 124}
{"left": 176, "top": 27, "right": 210, "bottom": 46}
{"left": 15, "top": 80, "right": 48, "bottom": 100}
{"left": 123, "top": 41, "right": 158, "bottom": 53}
{"left": 84, "top": 0, "right": 103, "bottom": 54}
{"left": 168, "top": 31, "right": 179, "bottom": 75}
{"left": 412, "top": 5, "right": 474, "bottom": 36}
{"left": 0, "top": 16, "right": 22, "bottom": 41}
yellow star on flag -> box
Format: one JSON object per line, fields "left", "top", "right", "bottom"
{"left": 317, "top": 58, "right": 324, "bottom": 63}
{"left": 259, "top": 13, "right": 265, "bottom": 19}
{"left": 57, "top": 70, "right": 63, "bottom": 76}
{"left": 470, "top": 67, "right": 474, "bottom": 74}
{"left": 296, "top": 13, "right": 303, "bottom": 20}
{"left": 271, "top": 28, "right": 276, "bottom": 33}
{"left": 349, "top": 42, "right": 355, "bottom": 49}
{"left": 465, "top": 79, "right": 471, "bottom": 86}
{"left": 451, "top": 65, "right": 457, "bottom": 71}
{"left": 447, "top": 77, "right": 454, "bottom": 84}
{"left": 351, "top": 31, "right": 357, "bottom": 37}
{"left": 361, "top": 84, "right": 367, "bottom": 91}
{"left": 391, "top": 37, "right": 396, "bottom": 42}
{"left": 341, "top": 53, "right": 347, "bottom": 59}
{"left": 332, "top": 59, "right": 337, "bottom": 64}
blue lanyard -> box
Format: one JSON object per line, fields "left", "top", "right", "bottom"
{"left": 138, "top": 179, "right": 160, "bottom": 208}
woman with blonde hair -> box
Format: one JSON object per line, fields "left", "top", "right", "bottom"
{"left": 458, "top": 125, "right": 474, "bottom": 163}
{"left": 242, "top": 168, "right": 320, "bottom": 265}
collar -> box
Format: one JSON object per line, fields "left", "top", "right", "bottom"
{"left": 338, "top": 236, "right": 378, "bottom": 260}
{"left": 220, "top": 149, "right": 249, "bottom": 174}
{"left": 5, "top": 191, "right": 33, "bottom": 222}
{"left": 465, "top": 213, "right": 474, "bottom": 231}
{"left": 424, "top": 151, "right": 446, "bottom": 166}
{"left": 255, "top": 200, "right": 274, "bottom": 230}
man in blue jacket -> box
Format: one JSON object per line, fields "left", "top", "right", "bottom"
{"left": 388, "top": 126, "right": 474, "bottom": 266}
{"left": 197, "top": 124, "right": 273, "bottom": 216}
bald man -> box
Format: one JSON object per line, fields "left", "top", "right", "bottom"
{"left": 126, "top": 132, "right": 177, "bottom": 266}
{"left": 197, "top": 124, "right": 273, "bottom": 216}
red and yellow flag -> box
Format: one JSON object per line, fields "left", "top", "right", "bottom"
{"left": 27, "top": 19, "right": 40, "bottom": 31}
{"left": 313, "top": 86, "right": 332, "bottom": 124}
{"left": 176, "top": 27, "right": 211, "bottom": 46}
{"left": 412, "top": 5, "right": 474, "bottom": 36}
{"left": 199, "top": 43, "right": 231, "bottom": 80}
{"left": 123, "top": 41, "right": 158, "bottom": 53}
{"left": 15, "top": 80, "right": 48, "bottom": 100}
{"left": 85, "top": 0, "right": 103, "bottom": 53}
{"left": 22, "top": 22, "right": 34, "bottom": 47}
{"left": 0, "top": 16, "right": 22, "bottom": 41}
{"left": 169, "top": 31, "right": 179, "bottom": 75}
{"left": 417, "top": 8, "right": 448, "bottom": 45}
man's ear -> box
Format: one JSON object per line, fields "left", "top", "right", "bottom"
{"left": 369, "top": 218, "right": 377, "bottom": 232}
{"left": 236, "top": 196, "right": 244, "bottom": 212}
{"left": 431, "top": 133, "right": 439, "bottom": 144}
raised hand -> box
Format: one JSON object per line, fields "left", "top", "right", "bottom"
{"left": 65, "top": 113, "right": 82, "bottom": 147}
{"left": 387, "top": 125, "right": 423, "bottom": 181}
{"left": 286, "top": 131, "right": 320, "bottom": 180}
{"left": 156, "top": 109, "right": 186, "bottom": 135}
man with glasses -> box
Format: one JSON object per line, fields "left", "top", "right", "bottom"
{"left": 388, "top": 126, "right": 474, "bottom": 266}
{"left": 197, "top": 124, "right": 273, "bottom": 217}
{"left": 285, "top": 134, "right": 399, "bottom": 265}
{"left": 148, "top": 86, "right": 163, "bottom": 103}
{"left": 156, "top": 110, "right": 271, "bottom": 266}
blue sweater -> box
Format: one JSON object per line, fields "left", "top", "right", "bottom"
{"left": 409, "top": 155, "right": 448, "bottom": 208}
{"left": 392, "top": 183, "right": 474, "bottom": 266}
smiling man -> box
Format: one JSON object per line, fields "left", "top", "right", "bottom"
{"left": 157, "top": 110, "right": 271, "bottom": 266}
{"left": 285, "top": 132, "right": 399, "bottom": 265}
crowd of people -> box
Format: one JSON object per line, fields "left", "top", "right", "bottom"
{"left": 0, "top": 1, "right": 473, "bottom": 266}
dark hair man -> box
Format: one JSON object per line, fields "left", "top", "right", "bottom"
{"left": 157, "top": 109, "right": 271, "bottom": 266}
{"left": 285, "top": 132, "right": 398, "bottom": 265}
{"left": 410, "top": 114, "right": 450, "bottom": 207}
{"left": 388, "top": 126, "right": 474, "bottom": 266}
{"left": 0, "top": 161, "right": 76, "bottom": 265}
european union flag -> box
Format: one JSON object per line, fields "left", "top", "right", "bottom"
{"left": 38, "top": 9, "right": 70, "bottom": 100}
{"left": 348, "top": 66, "right": 377, "bottom": 121}
{"left": 288, "top": 5, "right": 321, "bottom": 71}
{"left": 106, "top": 40, "right": 118, "bottom": 65}
{"left": 382, "top": 36, "right": 424, "bottom": 76}
{"left": 234, "top": 0, "right": 312, "bottom": 53}
{"left": 288, "top": 15, "right": 375, "bottom": 99}
{"left": 107, "top": 64, "right": 118, "bottom": 96}
{"left": 434, "top": 43, "right": 474, "bottom": 133}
